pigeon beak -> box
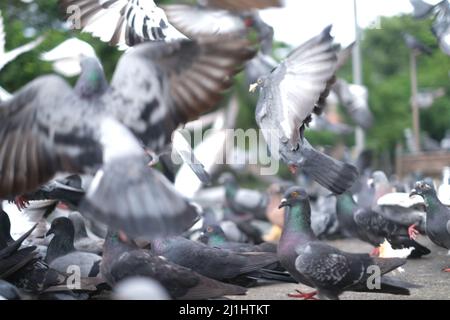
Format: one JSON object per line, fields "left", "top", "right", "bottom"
{"left": 278, "top": 198, "right": 289, "bottom": 209}
{"left": 367, "top": 178, "right": 374, "bottom": 187}
{"left": 288, "top": 165, "right": 298, "bottom": 175}
{"left": 249, "top": 83, "right": 259, "bottom": 93}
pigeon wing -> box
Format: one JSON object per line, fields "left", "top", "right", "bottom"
{"left": 206, "top": 0, "right": 283, "bottom": 11}
{"left": 0, "top": 75, "right": 102, "bottom": 198}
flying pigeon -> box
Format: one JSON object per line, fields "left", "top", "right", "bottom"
{"left": 333, "top": 79, "right": 374, "bottom": 130}
{"left": 164, "top": 0, "right": 282, "bottom": 39}
{"left": 0, "top": 36, "right": 254, "bottom": 239}
{"left": 101, "top": 230, "right": 247, "bottom": 299}
{"left": 252, "top": 26, "right": 358, "bottom": 194}
{"left": 410, "top": 181, "right": 450, "bottom": 272}
{"left": 410, "top": 0, "right": 437, "bottom": 19}
{"left": 278, "top": 186, "right": 417, "bottom": 300}
{"left": 58, "top": 0, "right": 180, "bottom": 49}
{"left": 403, "top": 32, "right": 433, "bottom": 55}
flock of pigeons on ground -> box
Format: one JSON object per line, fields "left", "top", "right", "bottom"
{"left": 0, "top": 0, "right": 449, "bottom": 301}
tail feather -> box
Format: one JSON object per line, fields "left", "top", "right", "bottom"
{"left": 301, "top": 142, "right": 359, "bottom": 194}
{"left": 247, "top": 269, "right": 297, "bottom": 283}
{"left": 372, "top": 257, "right": 407, "bottom": 275}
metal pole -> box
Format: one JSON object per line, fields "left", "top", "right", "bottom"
{"left": 353, "top": 0, "right": 365, "bottom": 154}
{"left": 410, "top": 51, "right": 421, "bottom": 153}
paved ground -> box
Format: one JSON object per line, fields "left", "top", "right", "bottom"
{"left": 229, "top": 237, "right": 449, "bottom": 300}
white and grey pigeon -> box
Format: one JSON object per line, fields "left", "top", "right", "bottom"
{"left": 0, "top": 10, "right": 44, "bottom": 100}
{"left": 0, "top": 36, "right": 255, "bottom": 239}
{"left": 59, "top": 0, "right": 183, "bottom": 50}
{"left": 253, "top": 26, "right": 359, "bottom": 195}
{"left": 164, "top": 0, "right": 283, "bottom": 39}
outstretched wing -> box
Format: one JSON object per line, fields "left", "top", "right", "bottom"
{"left": 59, "top": 0, "right": 170, "bottom": 49}
{"left": 105, "top": 37, "right": 255, "bottom": 151}
{"left": 163, "top": 4, "right": 246, "bottom": 38}
{"left": 266, "top": 26, "right": 337, "bottom": 145}
{"left": 0, "top": 75, "right": 102, "bottom": 198}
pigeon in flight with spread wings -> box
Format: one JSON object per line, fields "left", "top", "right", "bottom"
{"left": 0, "top": 36, "right": 255, "bottom": 239}
{"left": 253, "top": 26, "right": 359, "bottom": 195}
{"left": 58, "top": 0, "right": 182, "bottom": 50}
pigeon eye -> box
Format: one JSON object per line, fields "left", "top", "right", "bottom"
{"left": 291, "top": 191, "right": 299, "bottom": 198}
{"left": 206, "top": 227, "right": 213, "bottom": 233}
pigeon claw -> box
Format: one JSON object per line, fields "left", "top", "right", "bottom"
{"left": 14, "top": 196, "right": 30, "bottom": 212}
{"left": 408, "top": 224, "right": 420, "bottom": 240}
{"left": 288, "top": 165, "right": 298, "bottom": 175}
{"left": 442, "top": 268, "right": 450, "bottom": 273}
{"left": 287, "top": 290, "right": 318, "bottom": 300}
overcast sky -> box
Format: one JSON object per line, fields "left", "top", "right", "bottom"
{"left": 260, "top": 0, "right": 440, "bottom": 46}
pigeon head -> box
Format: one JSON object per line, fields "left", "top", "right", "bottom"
{"left": 410, "top": 181, "right": 436, "bottom": 198}
{"left": 279, "top": 187, "right": 309, "bottom": 209}
{"left": 202, "top": 225, "right": 227, "bottom": 241}
{"left": 249, "top": 75, "right": 270, "bottom": 93}
{"left": 75, "top": 56, "right": 108, "bottom": 98}
{"left": 46, "top": 217, "right": 75, "bottom": 240}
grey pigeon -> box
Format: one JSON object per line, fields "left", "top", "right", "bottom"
{"left": 101, "top": 230, "right": 247, "bottom": 300}
{"left": 199, "top": 225, "right": 277, "bottom": 253}
{"left": 253, "top": 26, "right": 358, "bottom": 194}
{"left": 403, "top": 33, "right": 433, "bottom": 55}
{"left": 151, "top": 236, "right": 282, "bottom": 285}
{"left": 68, "top": 212, "right": 104, "bottom": 255}
{"left": 410, "top": 181, "right": 450, "bottom": 271}
{"left": 164, "top": 0, "right": 282, "bottom": 39}
{"left": 59, "top": 0, "right": 174, "bottom": 49}
{"left": 45, "top": 217, "right": 101, "bottom": 278}
{"left": 278, "top": 186, "right": 416, "bottom": 300}
{"left": 0, "top": 36, "right": 254, "bottom": 239}
{"left": 432, "top": 1, "right": 450, "bottom": 55}
{"left": 336, "top": 192, "right": 430, "bottom": 258}
{"left": 333, "top": 78, "right": 374, "bottom": 130}
{"left": 410, "top": 0, "right": 437, "bottom": 18}
{"left": 0, "top": 280, "right": 21, "bottom": 300}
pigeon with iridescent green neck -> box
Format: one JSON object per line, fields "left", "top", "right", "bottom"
{"left": 410, "top": 181, "right": 450, "bottom": 272}
{"left": 278, "top": 186, "right": 417, "bottom": 300}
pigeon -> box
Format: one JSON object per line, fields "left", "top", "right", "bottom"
{"left": 410, "top": 0, "right": 437, "bottom": 19}
{"left": 336, "top": 192, "right": 430, "bottom": 258}
{"left": 432, "top": 1, "right": 450, "bottom": 55}
{"left": 101, "top": 230, "right": 247, "bottom": 300}
{"left": 164, "top": 0, "right": 283, "bottom": 39}
{"left": 45, "top": 217, "right": 102, "bottom": 278}
{"left": 219, "top": 173, "right": 268, "bottom": 220}
{"left": 410, "top": 181, "right": 450, "bottom": 272}
{"left": 68, "top": 212, "right": 104, "bottom": 254}
{"left": 403, "top": 33, "right": 433, "bottom": 55}
{"left": 252, "top": 26, "right": 358, "bottom": 194}
{"left": 333, "top": 78, "right": 374, "bottom": 130}
{"left": 278, "top": 186, "right": 416, "bottom": 300}
{"left": 0, "top": 280, "right": 21, "bottom": 300}
{"left": 113, "top": 277, "right": 170, "bottom": 300}
{"left": 0, "top": 10, "right": 44, "bottom": 100}
{"left": 151, "top": 236, "right": 282, "bottom": 285}
{"left": 199, "top": 225, "right": 277, "bottom": 253}
{"left": 0, "top": 212, "right": 38, "bottom": 280}
{"left": 58, "top": 0, "right": 177, "bottom": 49}
{"left": 0, "top": 36, "right": 254, "bottom": 239}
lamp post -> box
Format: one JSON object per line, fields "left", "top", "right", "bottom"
{"left": 410, "top": 50, "right": 421, "bottom": 153}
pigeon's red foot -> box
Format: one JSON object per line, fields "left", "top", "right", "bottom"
{"left": 370, "top": 247, "right": 380, "bottom": 257}
{"left": 14, "top": 196, "right": 29, "bottom": 211}
{"left": 408, "top": 224, "right": 419, "bottom": 240}
{"left": 442, "top": 268, "right": 450, "bottom": 273}
{"left": 57, "top": 202, "right": 69, "bottom": 210}
{"left": 287, "top": 290, "right": 318, "bottom": 300}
